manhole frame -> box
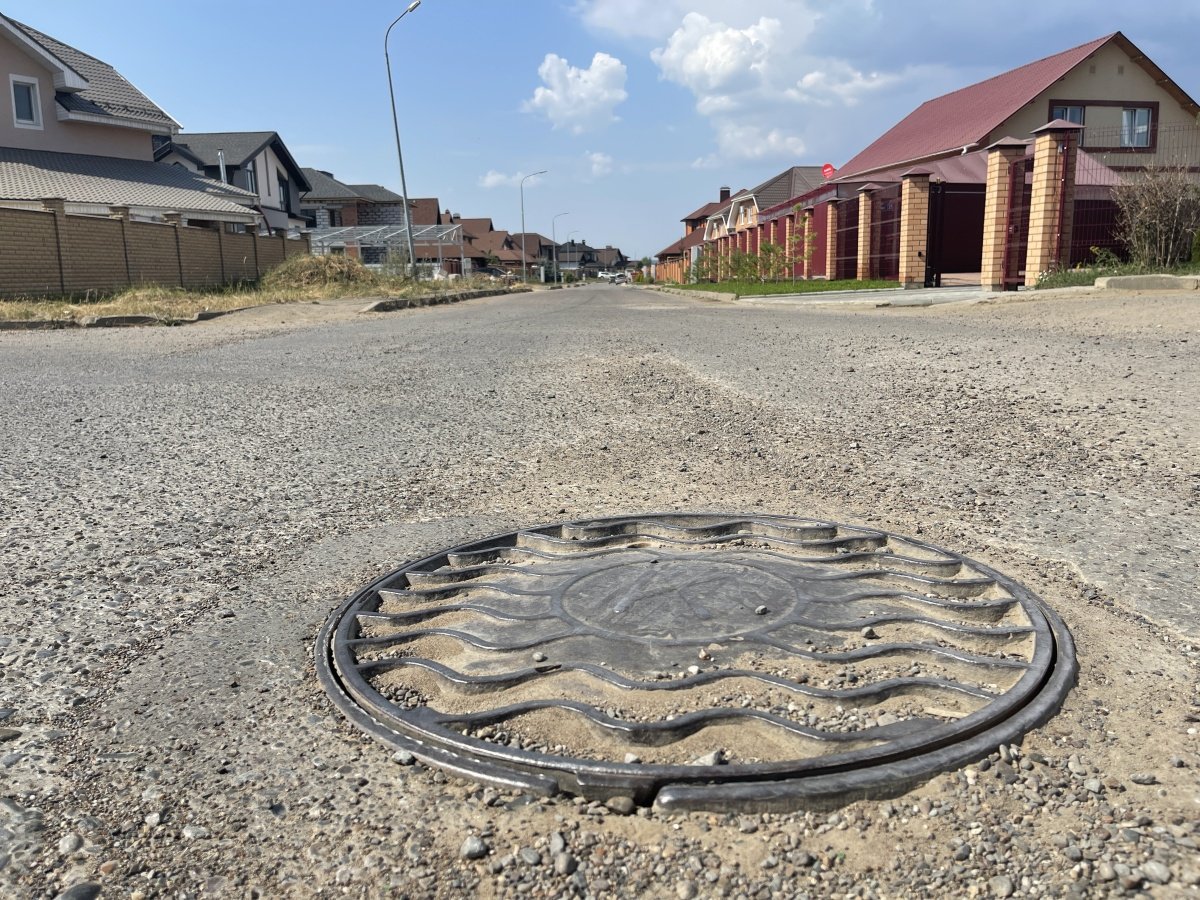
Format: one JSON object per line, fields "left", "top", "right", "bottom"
{"left": 315, "top": 514, "right": 1077, "bottom": 812}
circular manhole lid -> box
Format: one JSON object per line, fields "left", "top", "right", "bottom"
{"left": 316, "top": 514, "right": 1076, "bottom": 812}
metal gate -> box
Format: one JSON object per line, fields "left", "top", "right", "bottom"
{"left": 1001, "top": 158, "right": 1033, "bottom": 289}
{"left": 869, "top": 185, "right": 901, "bottom": 280}
{"left": 833, "top": 196, "right": 859, "bottom": 280}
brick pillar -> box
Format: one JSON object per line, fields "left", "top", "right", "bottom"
{"left": 857, "top": 187, "right": 874, "bottom": 281}
{"left": 825, "top": 200, "right": 839, "bottom": 281}
{"left": 980, "top": 138, "right": 1029, "bottom": 291}
{"left": 898, "top": 171, "right": 931, "bottom": 288}
{"left": 1025, "top": 121, "right": 1083, "bottom": 287}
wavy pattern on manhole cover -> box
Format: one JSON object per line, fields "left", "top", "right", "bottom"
{"left": 316, "top": 515, "right": 1076, "bottom": 812}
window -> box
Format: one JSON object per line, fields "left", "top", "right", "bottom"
{"left": 1051, "top": 105, "right": 1084, "bottom": 125}
{"left": 1121, "top": 107, "right": 1152, "bottom": 147}
{"left": 10, "top": 76, "right": 41, "bottom": 128}
{"left": 277, "top": 174, "right": 290, "bottom": 212}
{"left": 245, "top": 161, "right": 258, "bottom": 195}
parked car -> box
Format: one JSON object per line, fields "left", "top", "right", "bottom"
{"left": 472, "top": 266, "right": 505, "bottom": 278}
{"left": 613, "top": 273, "right": 628, "bottom": 284}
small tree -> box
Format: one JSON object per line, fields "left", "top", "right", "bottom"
{"left": 691, "top": 250, "right": 719, "bottom": 283}
{"left": 758, "top": 241, "right": 788, "bottom": 281}
{"left": 1113, "top": 166, "right": 1200, "bottom": 269}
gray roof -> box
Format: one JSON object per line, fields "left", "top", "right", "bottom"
{"left": 348, "top": 183, "right": 404, "bottom": 203}
{"left": 0, "top": 148, "right": 258, "bottom": 219}
{"left": 171, "top": 132, "right": 312, "bottom": 191}
{"left": 300, "top": 168, "right": 360, "bottom": 201}
{"left": 3, "top": 16, "right": 179, "bottom": 132}
{"left": 750, "top": 166, "right": 826, "bottom": 211}
{"left": 171, "top": 132, "right": 276, "bottom": 167}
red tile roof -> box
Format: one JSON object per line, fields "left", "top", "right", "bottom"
{"left": 657, "top": 228, "right": 705, "bottom": 259}
{"left": 838, "top": 34, "right": 1116, "bottom": 178}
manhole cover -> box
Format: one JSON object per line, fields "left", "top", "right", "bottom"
{"left": 316, "top": 515, "right": 1076, "bottom": 812}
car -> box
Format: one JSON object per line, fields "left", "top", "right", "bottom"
{"left": 613, "top": 273, "right": 628, "bottom": 284}
{"left": 471, "top": 266, "right": 507, "bottom": 279}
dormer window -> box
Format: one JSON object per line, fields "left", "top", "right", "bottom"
{"left": 10, "top": 76, "right": 41, "bottom": 129}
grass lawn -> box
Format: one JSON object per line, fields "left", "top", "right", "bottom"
{"left": 677, "top": 279, "right": 899, "bottom": 296}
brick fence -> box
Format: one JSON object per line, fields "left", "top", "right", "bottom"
{"left": 0, "top": 205, "right": 310, "bottom": 298}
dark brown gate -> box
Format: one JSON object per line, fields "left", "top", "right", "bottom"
{"left": 1002, "top": 157, "right": 1033, "bottom": 289}
{"left": 869, "top": 185, "right": 901, "bottom": 280}
{"left": 833, "top": 196, "right": 859, "bottom": 280}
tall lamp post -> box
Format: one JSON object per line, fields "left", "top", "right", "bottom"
{"left": 520, "top": 170, "right": 547, "bottom": 283}
{"left": 385, "top": 1, "right": 421, "bottom": 279}
{"left": 551, "top": 211, "right": 569, "bottom": 283}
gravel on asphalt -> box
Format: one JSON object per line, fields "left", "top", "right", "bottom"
{"left": 1, "top": 285, "right": 1197, "bottom": 898}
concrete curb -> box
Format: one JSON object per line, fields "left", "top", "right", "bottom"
{"left": 638, "top": 285, "right": 738, "bottom": 303}
{"left": 1094, "top": 274, "right": 1200, "bottom": 291}
{"left": 361, "top": 287, "right": 529, "bottom": 314}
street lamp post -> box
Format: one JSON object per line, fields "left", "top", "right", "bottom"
{"left": 385, "top": 1, "right": 421, "bottom": 279}
{"left": 520, "top": 170, "right": 547, "bottom": 283}
{"left": 551, "top": 211, "right": 569, "bottom": 283}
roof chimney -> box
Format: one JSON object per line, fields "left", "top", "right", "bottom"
{"left": 719, "top": 186, "right": 730, "bottom": 202}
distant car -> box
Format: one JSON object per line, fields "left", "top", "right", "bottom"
{"left": 613, "top": 273, "right": 628, "bottom": 284}
{"left": 471, "top": 266, "right": 507, "bottom": 279}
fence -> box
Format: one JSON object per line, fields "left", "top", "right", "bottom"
{"left": 1069, "top": 123, "right": 1200, "bottom": 267}
{"left": 0, "top": 206, "right": 310, "bottom": 298}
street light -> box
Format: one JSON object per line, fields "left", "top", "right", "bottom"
{"left": 385, "top": 1, "right": 421, "bottom": 279}
{"left": 520, "top": 170, "right": 547, "bottom": 283}
{"left": 551, "top": 211, "right": 569, "bottom": 283}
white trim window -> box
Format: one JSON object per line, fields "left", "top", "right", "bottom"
{"left": 10, "top": 75, "right": 42, "bottom": 129}
{"left": 1121, "top": 107, "right": 1152, "bottom": 148}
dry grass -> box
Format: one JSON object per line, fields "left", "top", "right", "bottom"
{"left": 0, "top": 255, "right": 494, "bottom": 323}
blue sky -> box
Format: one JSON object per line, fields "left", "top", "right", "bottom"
{"left": 6, "top": 1, "right": 1199, "bottom": 258}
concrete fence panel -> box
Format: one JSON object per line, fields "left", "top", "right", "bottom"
{"left": 177, "top": 228, "right": 224, "bottom": 290}
{"left": 60, "top": 215, "right": 128, "bottom": 294}
{"left": 257, "top": 237, "right": 285, "bottom": 273}
{"left": 127, "top": 221, "right": 183, "bottom": 287}
{"left": 222, "top": 231, "right": 258, "bottom": 283}
{"left": 0, "top": 206, "right": 314, "bottom": 298}
{"left": 0, "top": 208, "right": 62, "bottom": 296}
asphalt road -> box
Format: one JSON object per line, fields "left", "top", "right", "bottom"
{"left": 1, "top": 284, "right": 1198, "bottom": 897}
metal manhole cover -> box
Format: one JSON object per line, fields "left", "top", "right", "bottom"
{"left": 316, "top": 514, "right": 1076, "bottom": 812}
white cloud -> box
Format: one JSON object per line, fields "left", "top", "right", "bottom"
{"left": 587, "top": 151, "right": 614, "bottom": 177}
{"left": 651, "top": 13, "right": 778, "bottom": 95}
{"left": 574, "top": 1, "right": 926, "bottom": 164}
{"left": 479, "top": 170, "right": 544, "bottom": 189}
{"left": 524, "top": 52, "right": 628, "bottom": 134}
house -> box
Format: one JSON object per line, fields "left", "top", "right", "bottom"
{"left": 836, "top": 32, "right": 1199, "bottom": 181}
{"left": 700, "top": 31, "right": 1200, "bottom": 288}
{"left": 156, "top": 131, "right": 312, "bottom": 233}
{"left": 510, "top": 232, "right": 556, "bottom": 270}
{"left": 656, "top": 188, "right": 729, "bottom": 282}
{"left": 557, "top": 239, "right": 601, "bottom": 278}
{"left": 593, "top": 245, "right": 630, "bottom": 273}
{"left": 0, "top": 14, "right": 258, "bottom": 227}
{"left": 703, "top": 166, "right": 824, "bottom": 278}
